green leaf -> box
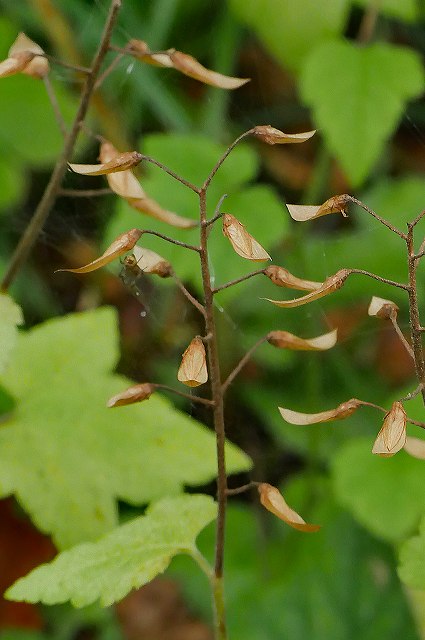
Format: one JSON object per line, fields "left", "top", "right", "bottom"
{"left": 229, "top": 0, "right": 350, "bottom": 73}
{"left": 399, "top": 514, "right": 425, "bottom": 590}
{"left": 6, "top": 494, "right": 216, "bottom": 608}
{"left": 300, "top": 41, "right": 424, "bottom": 186}
{"left": 0, "top": 293, "right": 23, "bottom": 375}
{"left": 0, "top": 75, "right": 77, "bottom": 166}
{"left": 0, "top": 308, "right": 251, "bottom": 548}
{"left": 354, "top": 0, "right": 418, "bottom": 22}
{"left": 332, "top": 437, "right": 425, "bottom": 543}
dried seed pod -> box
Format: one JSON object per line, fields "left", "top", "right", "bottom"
{"left": 132, "top": 245, "right": 173, "bottom": 278}
{"left": 258, "top": 483, "right": 321, "bottom": 532}
{"left": 1, "top": 32, "right": 49, "bottom": 78}
{"left": 69, "top": 151, "right": 143, "bottom": 176}
{"left": 372, "top": 401, "right": 406, "bottom": 457}
{"left": 252, "top": 126, "right": 316, "bottom": 145}
{"left": 222, "top": 213, "right": 271, "bottom": 262}
{"left": 107, "top": 383, "right": 155, "bottom": 407}
{"left": 265, "top": 269, "right": 351, "bottom": 308}
{"left": 264, "top": 265, "right": 322, "bottom": 291}
{"left": 267, "top": 329, "right": 337, "bottom": 351}
{"left": 368, "top": 296, "right": 399, "bottom": 319}
{"left": 57, "top": 229, "right": 142, "bottom": 273}
{"left": 287, "top": 194, "right": 350, "bottom": 222}
{"left": 177, "top": 337, "right": 208, "bottom": 387}
{"left": 279, "top": 398, "right": 362, "bottom": 425}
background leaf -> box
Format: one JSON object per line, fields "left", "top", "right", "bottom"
{"left": 300, "top": 41, "right": 424, "bottom": 186}
{"left": 354, "top": 0, "right": 418, "bottom": 22}
{"left": 0, "top": 293, "right": 23, "bottom": 375}
{"left": 0, "top": 308, "right": 251, "bottom": 549}
{"left": 6, "top": 494, "right": 216, "bottom": 608}
{"left": 228, "top": 0, "right": 350, "bottom": 74}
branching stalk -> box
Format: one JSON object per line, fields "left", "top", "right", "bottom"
{"left": 406, "top": 226, "right": 425, "bottom": 404}
{"left": 1, "top": 0, "right": 123, "bottom": 292}
{"left": 222, "top": 335, "right": 268, "bottom": 393}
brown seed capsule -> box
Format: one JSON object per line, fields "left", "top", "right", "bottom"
{"left": 177, "top": 337, "right": 208, "bottom": 387}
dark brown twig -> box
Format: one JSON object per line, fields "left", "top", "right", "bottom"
{"left": 140, "top": 155, "right": 200, "bottom": 193}
{"left": 173, "top": 274, "right": 206, "bottom": 317}
{"left": 213, "top": 269, "right": 267, "bottom": 294}
{"left": 152, "top": 384, "right": 214, "bottom": 407}
{"left": 222, "top": 335, "right": 268, "bottom": 393}
{"left": 140, "top": 230, "right": 200, "bottom": 252}
{"left": 348, "top": 196, "right": 406, "bottom": 239}
{"left": 348, "top": 269, "right": 409, "bottom": 291}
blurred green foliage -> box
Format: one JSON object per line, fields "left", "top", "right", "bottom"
{"left": 1, "top": 0, "right": 425, "bottom": 638}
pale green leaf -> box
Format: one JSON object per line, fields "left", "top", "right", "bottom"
{"left": 6, "top": 494, "right": 216, "bottom": 608}
{"left": 0, "top": 155, "right": 25, "bottom": 211}
{"left": 332, "top": 437, "right": 425, "bottom": 543}
{"left": 399, "top": 514, "right": 425, "bottom": 590}
{"left": 354, "top": 0, "right": 418, "bottom": 22}
{"left": 0, "top": 308, "right": 251, "bottom": 548}
{"left": 229, "top": 0, "right": 350, "bottom": 73}
{"left": 300, "top": 41, "right": 424, "bottom": 186}
{"left": 0, "top": 293, "right": 23, "bottom": 375}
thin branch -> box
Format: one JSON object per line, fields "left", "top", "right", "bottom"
{"left": 222, "top": 335, "right": 268, "bottom": 393}
{"left": 58, "top": 188, "right": 113, "bottom": 197}
{"left": 202, "top": 130, "right": 253, "bottom": 190}
{"left": 389, "top": 314, "right": 414, "bottom": 359}
{"left": 357, "top": 0, "right": 381, "bottom": 44}
{"left": 348, "top": 268, "right": 410, "bottom": 291}
{"left": 1, "top": 0, "right": 123, "bottom": 292}
{"left": 42, "top": 52, "right": 91, "bottom": 74}
{"left": 357, "top": 400, "right": 425, "bottom": 429}
{"left": 226, "top": 481, "right": 259, "bottom": 496}
{"left": 43, "top": 75, "right": 68, "bottom": 138}
{"left": 405, "top": 227, "right": 425, "bottom": 405}
{"left": 409, "top": 208, "right": 425, "bottom": 229}
{"left": 348, "top": 196, "right": 406, "bottom": 239}
{"left": 94, "top": 52, "right": 124, "bottom": 89}
{"left": 173, "top": 274, "right": 206, "bottom": 317}
{"left": 140, "top": 230, "right": 200, "bottom": 252}
{"left": 400, "top": 384, "right": 424, "bottom": 402}
{"left": 205, "top": 194, "right": 228, "bottom": 227}
{"left": 213, "top": 269, "right": 267, "bottom": 294}
{"left": 152, "top": 384, "right": 214, "bottom": 407}
{"left": 140, "top": 155, "right": 200, "bottom": 193}
{"left": 414, "top": 249, "right": 425, "bottom": 261}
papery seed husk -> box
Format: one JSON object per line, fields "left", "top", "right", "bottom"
{"left": 222, "top": 213, "right": 271, "bottom": 261}
{"left": 258, "top": 483, "right": 321, "bottom": 532}
{"left": 368, "top": 296, "right": 399, "bottom": 319}
{"left": 265, "top": 269, "right": 350, "bottom": 308}
{"left": 107, "top": 383, "right": 155, "bottom": 407}
{"left": 404, "top": 436, "right": 425, "bottom": 460}
{"left": 252, "top": 126, "right": 316, "bottom": 145}
{"left": 264, "top": 265, "right": 322, "bottom": 291}
{"left": 372, "top": 401, "right": 406, "bottom": 457}
{"left": 279, "top": 398, "right": 361, "bottom": 425}
{"left": 267, "top": 329, "right": 337, "bottom": 351}
{"left": 177, "top": 336, "right": 208, "bottom": 387}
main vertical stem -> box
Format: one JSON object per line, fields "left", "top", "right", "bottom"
{"left": 198, "top": 188, "right": 228, "bottom": 640}
{"left": 406, "top": 226, "right": 425, "bottom": 405}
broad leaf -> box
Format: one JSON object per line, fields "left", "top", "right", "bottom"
{"left": 399, "top": 514, "right": 425, "bottom": 590}
{"left": 332, "top": 436, "right": 425, "bottom": 543}
{"left": 301, "top": 41, "right": 424, "bottom": 186}
{"left": 229, "top": 0, "right": 350, "bottom": 73}
{"left": 6, "top": 494, "right": 216, "bottom": 608}
{"left": 0, "top": 293, "right": 23, "bottom": 375}
{"left": 0, "top": 308, "right": 251, "bottom": 548}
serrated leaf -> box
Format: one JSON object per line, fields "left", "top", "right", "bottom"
{"left": 0, "top": 308, "right": 251, "bottom": 548}
{"left": 354, "top": 0, "right": 418, "bottom": 22}
{"left": 332, "top": 437, "right": 425, "bottom": 543}
{"left": 229, "top": 0, "right": 350, "bottom": 73}
{"left": 6, "top": 494, "right": 216, "bottom": 608}
{"left": 0, "top": 293, "right": 23, "bottom": 375}
{"left": 301, "top": 41, "right": 424, "bottom": 186}
{"left": 399, "top": 515, "right": 425, "bottom": 590}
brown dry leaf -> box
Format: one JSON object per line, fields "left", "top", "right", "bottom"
{"left": 268, "top": 328, "right": 337, "bottom": 351}
{"left": 6, "top": 32, "right": 49, "bottom": 78}
{"left": 57, "top": 229, "right": 142, "bottom": 273}
{"left": 132, "top": 245, "right": 173, "bottom": 278}
{"left": 252, "top": 125, "right": 316, "bottom": 145}
{"left": 69, "top": 151, "right": 143, "bottom": 176}
{"left": 368, "top": 296, "right": 399, "bottom": 319}
{"left": 107, "top": 383, "right": 155, "bottom": 407}
{"left": 0, "top": 51, "right": 35, "bottom": 78}
{"left": 222, "top": 213, "right": 271, "bottom": 262}
{"left": 128, "top": 39, "right": 249, "bottom": 89}
{"left": 265, "top": 269, "right": 350, "bottom": 308}
{"left": 99, "top": 141, "right": 196, "bottom": 229}
{"left": 258, "top": 483, "right": 321, "bottom": 532}
{"left": 279, "top": 398, "right": 362, "bottom": 425}
{"left": 177, "top": 336, "right": 208, "bottom": 387}
{"left": 264, "top": 265, "right": 322, "bottom": 291}
{"left": 372, "top": 401, "right": 406, "bottom": 457}
{"left": 287, "top": 194, "right": 350, "bottom": 222}
{"left": 404, "top": 436, "right": 425, "bottom": 460}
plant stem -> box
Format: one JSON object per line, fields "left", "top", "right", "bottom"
{"left": 406, "top": 226, "right": 425, "bottom": 405}
{"left": 213, "top": 269, "right": 267, "bottom": 293}
{"left": 222, "top": 335, "right": 268, "bottom": 393}
{"left": 348, "top": 196, "right": 406, "bottom": 239}
{"left": 140, "top": 230, "right": 200, "bottom": 252}
{"left": 348, "top": 269, "right": 409, "bottom": 291}
{"left": 1, "top": 0, "right": 122, "bottom": 293}
{"left": 198, "top": 188, "right": 228, "bottom": 640}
